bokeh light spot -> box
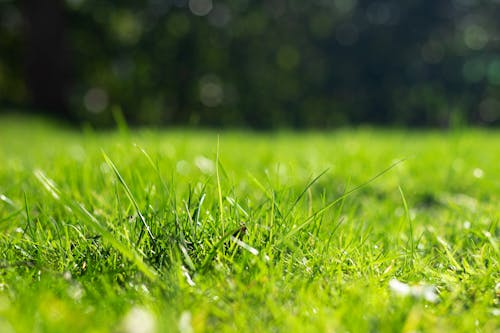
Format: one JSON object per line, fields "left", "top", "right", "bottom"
{"left": 84, "top": 88, "right": 109, "bottom": 113}
{"left": 199, "top": 74, "right": 224, "bottom": 107}
{"left": 189, "top": 0, "right": 213, "bottom": 16}
{"left": 472, "top": 168, "right": 484, "bottom": 179}
{"left": 110, "top": 11, "right": 143, "bottom": 45}
{"left": 463, "top": 24, "right": 488, "bottom": 50}
{"left": 121, "top": 307, "right": 156, "bottom": 333}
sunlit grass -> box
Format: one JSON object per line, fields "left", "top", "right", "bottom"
{"left": 0, "top": 117, "right": 498, "bottom": 332}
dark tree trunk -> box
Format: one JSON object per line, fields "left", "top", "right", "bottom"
{"left": 172, "top": 38, "right": 194, "bottom": 125}
{"left": 21, "top": 0, "right": 73, "bottom": 120}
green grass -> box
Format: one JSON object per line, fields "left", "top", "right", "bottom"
{"left": 0, "top": 117, "right": 498, "bottom": 332}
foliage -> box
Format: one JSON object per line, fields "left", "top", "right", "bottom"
{"left": 1, "top": 1, "right": 500, "bottom": 127}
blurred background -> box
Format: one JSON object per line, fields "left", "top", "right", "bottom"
{"left": 1, "top": 0, "right": 499, "bottom": 129}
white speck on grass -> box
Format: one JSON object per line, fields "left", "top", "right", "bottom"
{"left": 389, "top": 278, "right": 411, "bottom": 296}
{"left": 140, "top": 284, "right": 150, "bottom": 295}
{"left": 389, "top": 278, "right": 439, "bottom": 303}
{"left": 420, "top": 285, "right": 439, "bottom": 303}
{"left": 436, "top": 236, "right": 450, "bottom": 249}
{"left": 122, "top": 307, "right": 156, "bottom": 333}
{"left": 473, "top": 168, "right": 484, "bottom": 178}
{"left": 181, "top": 265, "right": 196, "bottom": 287}
{"left": 0, "top": 194, "right": 15, "bottom": 207}
{"left": 194, "top": 156, "right": 215, "bottom": 174}
{"left": 463, "top": 220, "right": 471, "bottom": 229}
{"left": 67, "top": 284, "right": 84, "bottom": 301}
{"left": 34, "top": 169, "right": 60, "bottom": 200}
{"left": 63, "top": 271, "right": 72, "bottom": 281}
{"left": 178, "top": 311, "right": 194, "bottom": 333}
{"left": 443, "top": 193, "right": 477, "bottom": 211}
{"left": 230, "top": 236, "right": 259, "bottom": 256}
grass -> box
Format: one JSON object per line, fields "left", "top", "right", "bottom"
{"left": 0, "top": 116, "right": 498, "bottom": 332}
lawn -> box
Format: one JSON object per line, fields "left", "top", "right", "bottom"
{"left": 0, "top": 117, "right": 498, "bottom": 332}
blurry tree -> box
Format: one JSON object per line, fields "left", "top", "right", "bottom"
{"left": 1, "top": 0, "right": 500, "bottom": 128}
{"left": 21, "top": 0, "right": 73, "bottom": 119}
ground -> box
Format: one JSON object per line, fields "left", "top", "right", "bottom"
{"left": 0, "top": 117, "right": 498, "bottom": 332}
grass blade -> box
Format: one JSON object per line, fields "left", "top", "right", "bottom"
{"left": 398, "top": 186, "right": 415, "bottom": 267}
{"left": 283, "top": 168, "right": 329, "bottom": 221}
{"left": 215, "top": 136, "right": 225, "bottom": 232}
{"left": 102, "top": 151, "right": 156, "bottom": 245}
{"left": 34, "top": 169, "right": 158, "bottom": 281}
{"left": 281, "top": 159, "right": 406, "bottom": 242}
